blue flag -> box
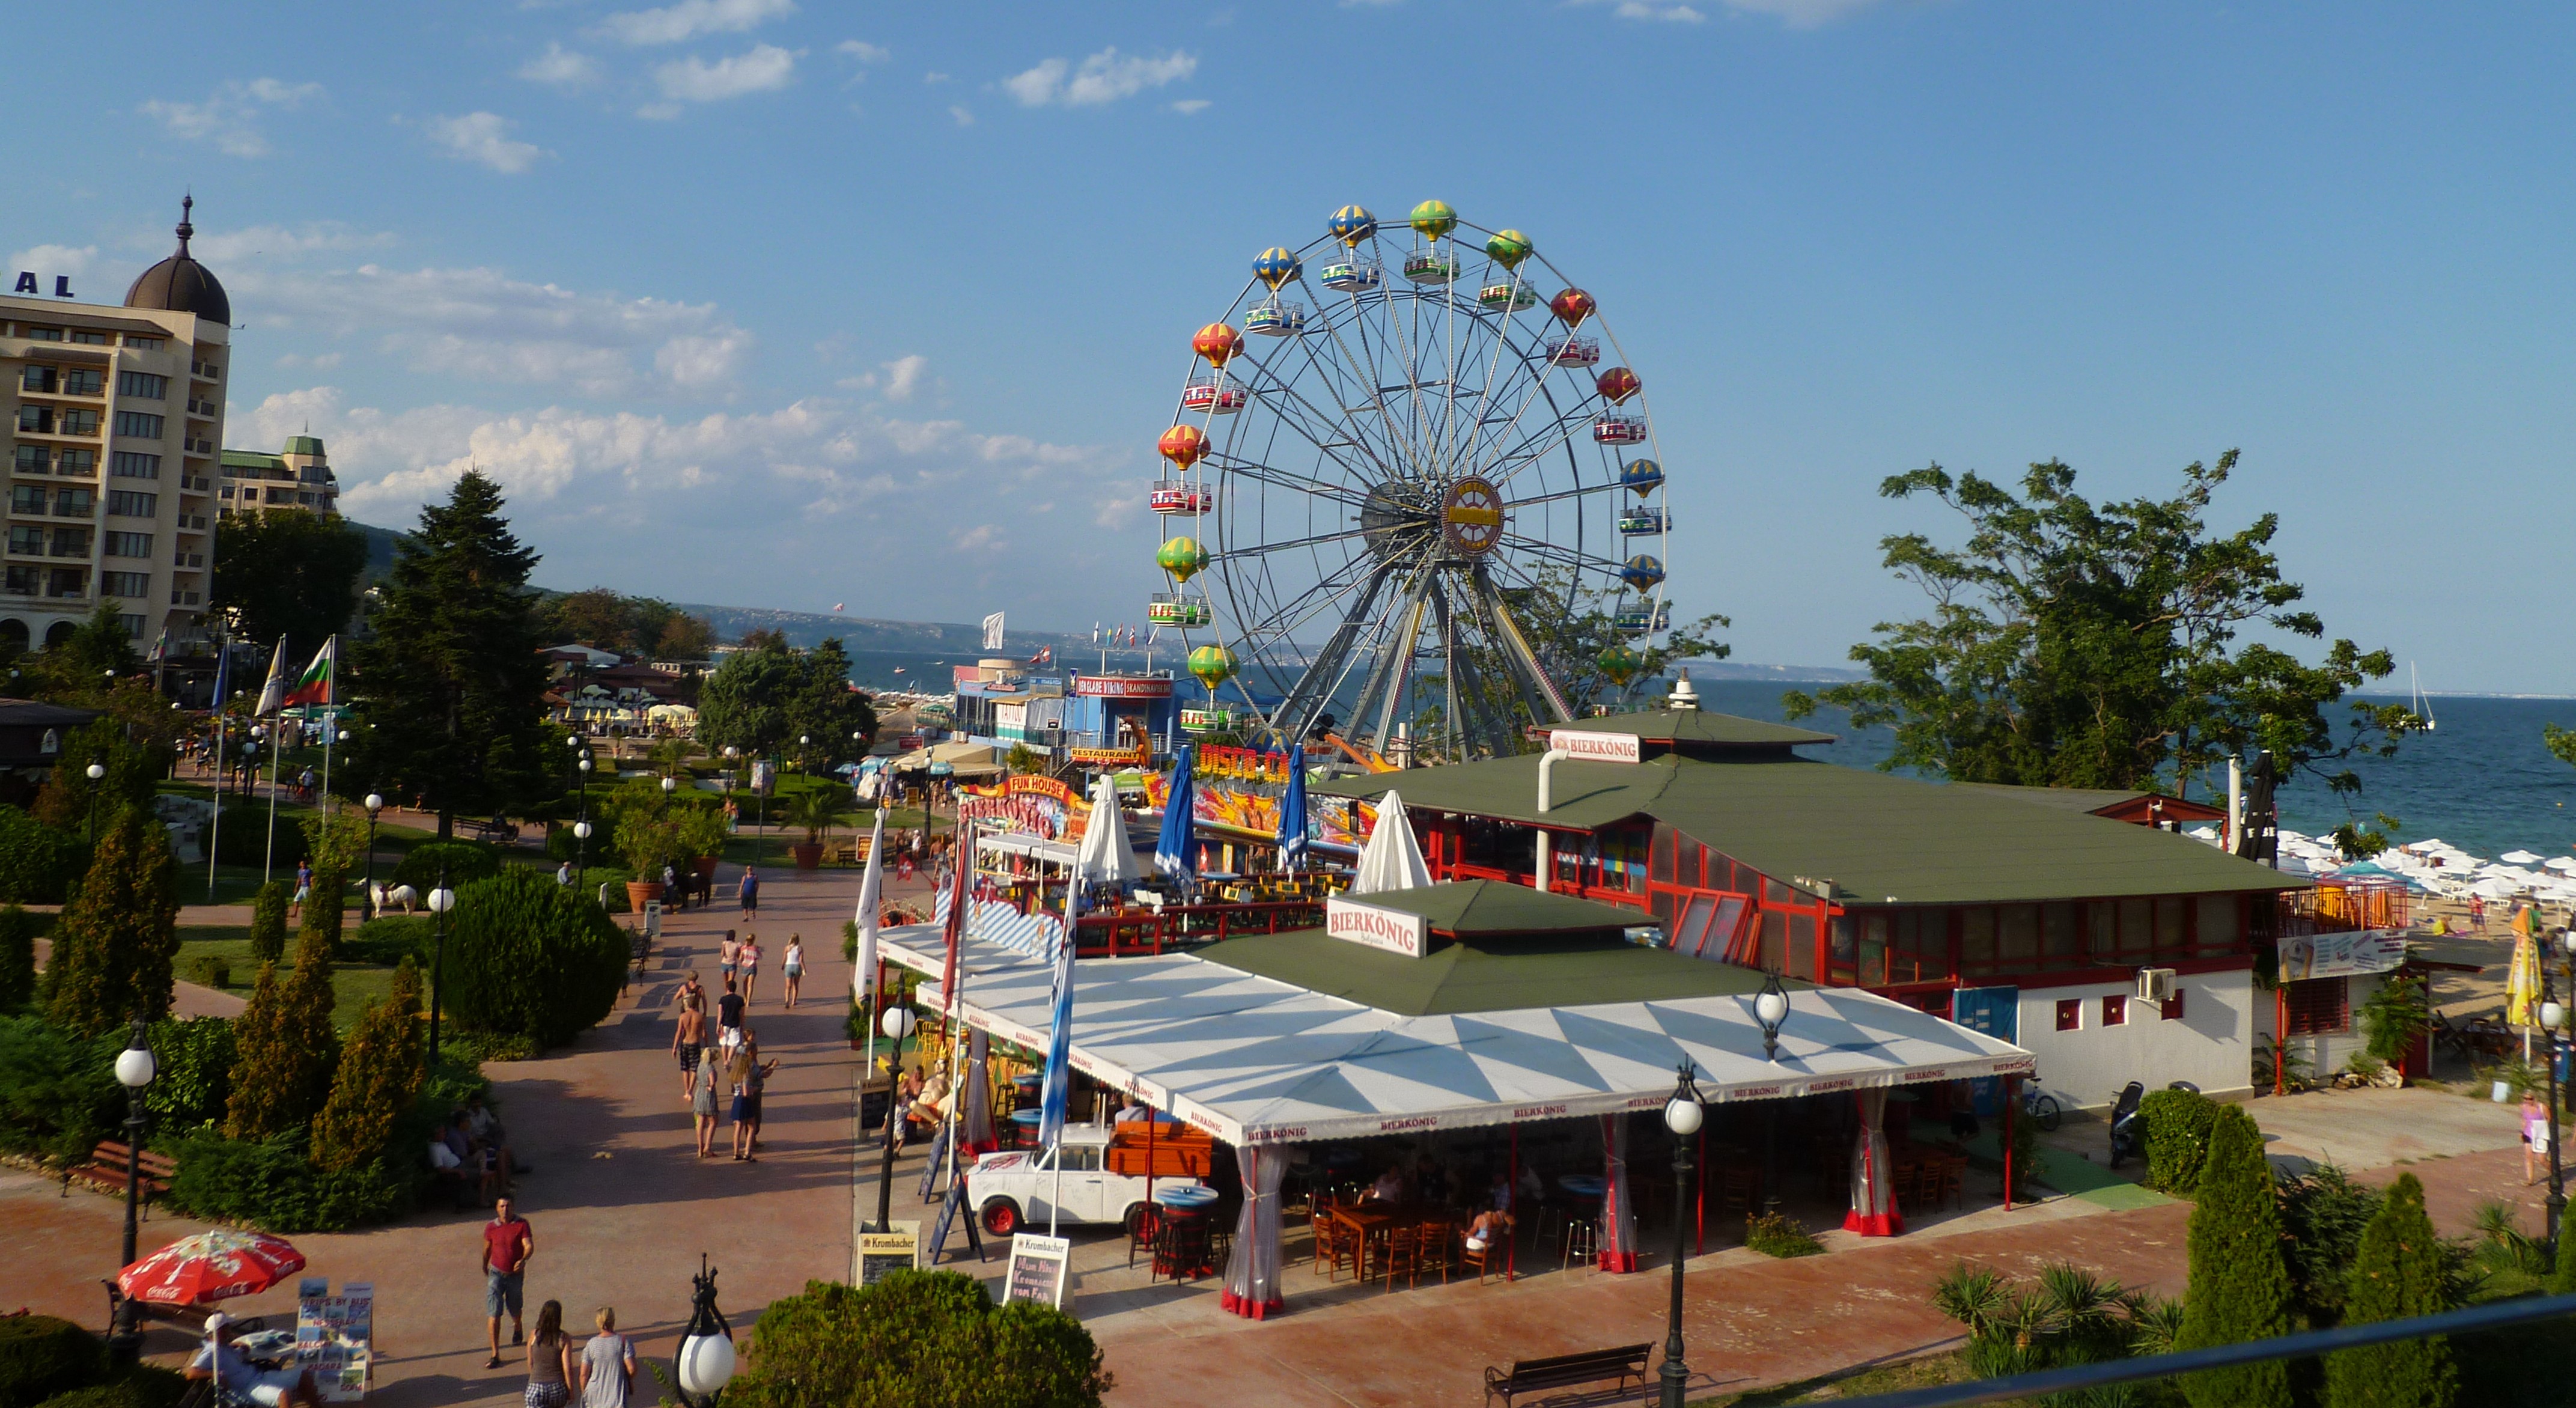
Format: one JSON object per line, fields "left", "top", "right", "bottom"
{"left": 1277, "top": 742, "right": 1309, "bottom": 871}
{"left": 1037, "top": 888, "right": 1077, "bottom": 1151}
{"left": 208, "top": 641, "right": 232, "bottom": 710}
{"left": 1154, "top": 745, "right": 1197, "bottom": 883}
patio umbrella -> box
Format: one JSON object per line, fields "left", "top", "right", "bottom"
{"left": 2504, "top": 850, "right": 2546, "bottom": 865}
{"left": 2507, "top": 927, "right": 2541, "bottom": 1028}
{"left": 1275, "top": 743, "right": 1308, "bottom": 872}
{"left": 1350, "top": 790, "right": 1430, "bottom": 895}
{"left": 120, "top": 1231, "right": 305, "bottom": 1306}
{"left": 1075, "top": 773, "right": 1142, "bottom": 889}
{"left": 2547, "top": 857, "right": 2576, "bottom": 874}
{"left": 1153, "top": 746, "right": 1197, "bottom": 885}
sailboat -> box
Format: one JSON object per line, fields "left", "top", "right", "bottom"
{"left": 2411, "top": 663, "right": 2437, "bottom": 731}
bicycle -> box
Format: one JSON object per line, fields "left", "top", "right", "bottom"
{"left": 2022, "top": 1077, "right": 2062, "bottom": 1133}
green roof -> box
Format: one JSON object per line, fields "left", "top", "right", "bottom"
{"left": 1947, "top": 782, "right": 2225, "bottom": 820}
{"left": 1318, "top": 754, "right": 2303, "bottom": 906}
{"left": 1552, "top": 708, "right": 1835, "bottom": 749}
{"left": 1198, "top": 924, "right": 1809, "bottom": 1016}
{"left": 219, "top": 450, "right": 285, "bottom": 472}
{"left": 1338, "top": 879, "right": 1646, "bottom": 936}
{"left": 282, "top": 435, "right": 326, "bottom": 456}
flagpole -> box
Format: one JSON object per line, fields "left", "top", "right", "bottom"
{"left": 263, "top": 720, "right": 281, "bottom": 884}
{"left": 206, "top": 713, "right": 225, "bottom": 899}
{"left": 858, "top": 807, "right": 885, "bottom": 1129}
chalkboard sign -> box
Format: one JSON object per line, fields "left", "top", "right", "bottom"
{"left": 923, "top": 1173, "right": 984, "bottom": 1265}
{"left": 857, "top": 1223, "right": 918, "bottom": 1287}
{"left": 1004, "top": 1234, "right": 1070, "bottom": 1309}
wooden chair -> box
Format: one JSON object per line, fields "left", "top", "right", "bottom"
{"left": 1379, "top": 1222, "right": 1424, "bottom": 1291}
{"left": 1714, "top": 1165, "right": 1761, "bottom": 1218}
{"left": 1415, "top": 1221, "right": 1456, "bottom": 1286}
{"left": 1462, "top": 1228, "right": 1503, "bottom": 1285}
{"left": 1313, "top": 1213, "right": 1359, "bottom": 1282}
{"left": 1934, "top": 1155, "right": 1967, "bottom": 1211}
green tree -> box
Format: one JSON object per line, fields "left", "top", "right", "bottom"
{"left": 2178, "top": 1104, "right": 2295, "bottom": 1408}
{"left": 43, "top": 805, "right": 181, "bottom": 1037}
{"left": 29, "top": 719, "right": 164, "bottom": 835}
{"left": 439, "top": 868, "right": 625, "bottom": 1047}
{"left": 2553, "top": 1198, "right": 2576, "bottom": 1294}
{"left": 300, "top": 864, "right": 347, "bottom": 958}
{"left": 0, "top": 906, "right": 39, "bottom": 1011}
{"left": 697, "top": 636, "right": 876, "bottom": 770}
{"left": 727, "top": 1271, "right": 1109, "bottom": 1408}
{"left": 209, "top": 509, "right": 369, "bottom": 665}
{"left": 338, "top": 471, "right": 553, "bottom": 838}
{"left": 1784, "top": 454, "right": 2417, "bottom": 805}
{"left": 2323, "top": 1173, "right": 2456, "bottom": 1408}
{"left": 223, "top": 930, "right": 337, "bottom": 1140}
{"left": 311, "top": 983, "right": 422, "bottom": 1172}
{"left": 249, "top": 880, "right": 292, "bottom": 966}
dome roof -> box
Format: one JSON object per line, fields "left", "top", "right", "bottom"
{"left": 123, "top": 196, "right": 231, "bottom": 326}
{"left": 282, "top": 436, "right": 325, "bottom": 457}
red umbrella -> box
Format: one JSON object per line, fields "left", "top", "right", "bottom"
{"left": 119, "top": 1231, "right": 306, "bottom": 1305}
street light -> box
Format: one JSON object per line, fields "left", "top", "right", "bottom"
{"left": 573, "top": 820, "right": 592, "bottom": 876}
{"left": 361, "top": 794, "right": 383, "bottom": 916}
{"left": 662, "top": 775, "right": 677, "bottom": 795}
{"left": 872, "top": 1005, "right": 919, "bottom": 1231}
{"left": 2544, "top": 946, "right": 2568, "bottom": 1260}
{"left": 1752, "top": 970, "right": 1790, "bottom": 1211}
{"left": 674, "top": 1255, "right": 735, "bottom": 1408}
{"left": 85, "top": 761, "right": 106, "bottom": 843}
{"left": 425, "top": 870, "right": 457, "bottom": 1056}
{"left": 1657, "top": 1062, "right": 1705, "bottom": 1408}
{"left": 108, "top": 1019, "right": 157, "bottom": 1364}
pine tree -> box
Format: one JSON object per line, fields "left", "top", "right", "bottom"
{"left": 43, "top": 803, "right": 181, "bottom": 1037}
{"left": 2179, "top": 1104, "right": 2295, "bottom": 1408}
{"left": 222, "top": 929, "right": 339, "bottom": 1139}
{"left": 2324, "top": 1173, "right": 2455, "bottom": 1407}
{"left": 302, "top": 864, "right": 346, "bottom": 956}
{"left": 223, "top": 962, "right": 290, "bottom": 1139}
{"left": 0, "top": 904, "right": 40, "bottom": 1011}
{"left": 249, "top": 880, "right": 291, "bottom": 966}
{"left": 2551, "top": 1197, "right": 2576, "bottom": 1294}
{"left": 311, "top": 989, "right": 424, "bottom": 1171}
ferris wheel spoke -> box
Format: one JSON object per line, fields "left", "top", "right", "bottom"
{"left": 1482, "top": 409, "right": 1600, "bottom": 494}
{"left": 1499, "top": 478, "right": 1628, "bottom": 511}
{"left": 1463, "top": 564, "right": 1576, "bottom": 727}
{"left": 1350, "top": 557, "right": 1440, "bottom": 755}
{"left": 1299, "top": 279, "right": 1411, "bottom": 471}
{"left": 1267, "top": 555, "right": 1403, "bottom": 742}
{"left": 1212, "top": 454, "right": 1373, "bottom": 511}
{"left": 1207, "top": 523, "right": 1377, "bottom": 561}
{"left": 1497, "top": 531, "right": 1633, "bottom": 580}
{"left": 1226, "top": 359, "right": 1386, "bottom": 484}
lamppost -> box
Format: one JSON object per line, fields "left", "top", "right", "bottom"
{"left": 674, "top": 1255, "right": 736, "bottom": 1408}
{"left": 2543, "top": 953, "right": 2568, "bottom": 1260}
{"left": 1753, "top": 970, "right": 1789, "bottom": 1212}
{"left": 1657, "top": 1062, "right": 1705, "bottom": 1408}
{"left": 361, "top": 794, "right": 383, "bottom": 916}
{"left": 425, "top": 870, "right": 457, "bottom": 1055}
{"left": 85, "top": 760, "right": 106, "bottom": 843}
{"left": 107, "top": 1020, "right": 157, "bottom": 1363}
{"left": 872, "top": 1005, "right": 918, "bottom": 1231}
{"left": 577, "top": 752, "right": 594, "bottom": 865}
{"left": 573, "top": 820, "right": 592, "bottom": 877}
{"left": 799, "top": 734, "right": 811, "bottom": 776}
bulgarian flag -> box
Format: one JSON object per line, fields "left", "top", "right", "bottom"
{"left": 278, "top": 637, "right": 336, "bottom": 712}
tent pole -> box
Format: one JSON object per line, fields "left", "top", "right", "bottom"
{"left": 1506, "top": 1121, "right": 1518, "bottom": 1283}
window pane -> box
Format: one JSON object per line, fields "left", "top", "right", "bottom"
{"left": 1959, "top": 907, "right": 1996, "bottom": 969}
{"left": 2196, "top": 895, "right": 2242, "bottom": 954}
{"left": 2041, "top": 904, "right": 2080, "bottom": 964}
{"left": 2119, "top": 898, "right": 2152, "bottom": 957}
{"left": 1999, "top": 905, "right": 2039, "bottom": 963}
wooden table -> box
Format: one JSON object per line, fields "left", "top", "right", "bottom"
{"left": 1328, "top": 1203, "right": 1451, "bottom": 1283}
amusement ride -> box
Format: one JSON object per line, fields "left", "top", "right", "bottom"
{"left": 1149, "top": 201, "right": 1673, "bottom": 765}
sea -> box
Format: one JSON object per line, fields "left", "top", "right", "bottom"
{"left": 836, "top": 648, "right": 2576, "bottom": 862}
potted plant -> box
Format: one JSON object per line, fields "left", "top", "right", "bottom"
{"left": 617, "top": 811, "right": 684, "bottom": 910}
{"left": 782, "top": 787, "right": 841, "bottom": 870}
{"left": 679, "top": 806, "right": 729, "bottom": 883}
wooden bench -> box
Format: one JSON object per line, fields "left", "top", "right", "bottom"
{"left": 455, "top": 816, "right": 521, "bottom": 845}
{"left": 64, "top": 1141, "right": 178, "bottom": 1218}
{"left": 1483, "top": 1344, "right": 1652, "bottom": 1408}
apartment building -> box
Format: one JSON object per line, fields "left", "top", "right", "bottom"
{"left": 0, "top": 199, "right": 227, "bottom": 654}
{"left": 219, "top": 436, "right": 339, "bottom": 517}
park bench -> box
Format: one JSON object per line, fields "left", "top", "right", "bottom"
{"left": 64, "top": 1140, "right": 177, "bottom": 1217}
{"left": 455, "top": 816, "right": 521, "bottom": 845}
{"left": 620, "top": 926, "right": 653, "bottom": 991}
{"left": 1482, "top": 1344, "right": 1652, "bottom": 1408}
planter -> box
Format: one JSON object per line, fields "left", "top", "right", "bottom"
{"left": 790, "top": 842, "right": 824, "bottom": 871}
{"left": 693, "top": 855, "right": 720, "bottom": 882}
{"left": 626, "top": 880, "right": 667, "bottom": 911}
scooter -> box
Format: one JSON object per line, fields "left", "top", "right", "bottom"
{"left": 2107, "top": 1079, "right": 2199, "bottom": 1169}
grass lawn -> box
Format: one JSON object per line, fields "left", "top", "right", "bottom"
{"left": 175, "top": 925, "right": 412, "bottom": 1031}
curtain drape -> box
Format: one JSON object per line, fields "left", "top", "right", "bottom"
{"left": 1219, "top": 1144, "right": 1287, "bottom": 1320}
{"left": 1844, "top": 1088, "right": 1902, "bottom": 1236}
{"left": 1598, "top": 1115, "right": 1639, "bottom": 1272}
{"left": 962, "top": 1028, "right": 998, "bottom": 1155}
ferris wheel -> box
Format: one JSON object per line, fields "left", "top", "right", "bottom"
{"left": 1149, "top": 200, "right": 1673, "bottom": 763}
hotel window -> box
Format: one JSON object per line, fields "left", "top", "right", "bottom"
{"left": 17, "top": 407, "right": 54, "bottom": 434}
{"left": 8, "top": 486, "right": 42, "bottom": 516}
{"left": 2101, "top": 993, "right": 2128, "bottom": 1026}
{"left": 1998, "top": 904, "right": 2040, "bottom": 965}
{"left": 103, "top": 531, "right": 153, "bottom": 558}
{"left": 99, "top": 570, "right": 150, "bottom": 599}
{"left": 12, "top": 446, "right": 46, "bottom": 474}
{"left": 21, "top": 366, "right": 56, "bottom": 393}
{"left": 70, "top": 331, "right": 108, "bottom": 346}
{"left": 2282, "top": 977, "right": 2350, "bottom": 1035}
{"left": 57, "top": 450, "right": 93, "bottom": 475}
{"left": 117, "top": 612, "right": 144, "bottom": 636}
{"left": 53, "top": 487, "right": 92, "bottom": 516}
{"left": 106, "top": 491, "right": 158, "bottom": 518}
{"left": 111, "top": 452, "right": 160, "bottom": 480}
{"left": 2194, "top": 895, "right": 2242, "bottom": 957}
{"left": 7, "top": 526, "right": 43, "bottom": 555}
{"left": 57, "top": 410, "right": 99, "bottom": 436}
{"left": 49, "top": 527, "right": 89, "bottom": 557}
{"left": 25, "top": 326, "right": 62, "bottom": 342}
{"left": 130, "top": 337, "right": 166, "bottom": 350}
{"left": 2056, "top": 998, "right": 2082, "bottom": 1032}
{"left": 218, "top": 486, "right": 234, "bottom": 500}
{"left": 62, "top": 368, "right": 103, "bottom": 395}
{"left": 113, "top": 411, "right": 165, "bottom": 439}
{"left": 2, "top": 565, "right": 34, "bottom": 594}
{"left": 116, "top": 371, "right": 168, "bottom": 400}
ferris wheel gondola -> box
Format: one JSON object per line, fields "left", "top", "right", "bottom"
{"left": 1145, "top": 200, "right": 1675, "bottom": 763}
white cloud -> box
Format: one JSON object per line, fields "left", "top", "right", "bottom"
{"left": 221, "top": 262, "right": 751, "bottom": 398}
{"left": 880, "top": 355, "right": 928, "bottom": 401}
{"left": 188, "top": 222, "right": 395, "bottom": 264}
{"left": 7, "top": 245, "right": 97, "bottom": 280}
{"left": 426, "top": 112, "right": 548, "bottom": 172}
{"left": 949, "top": 105, "right": 975, "bottom": 126}
{"left": 139, "top": 78, "right": 323, "bottom": 157}
{"left": 923, "top": 71, "right": 951, "bottom": 84}
{"left": 836, "top": 39, "right": 889, "bottom": 63}
{"left": 519, "top": 43, "right": 601, "bottom": 87}
{"left": 1169, "top": 99, "right": 1210, "bottom": 115}
{"left": 598, "top": 0, "right": 795, "bottom": 45}
{"left": 1003, "top": 48, "right": 1197, "bottom": 108}
{"left": 655, "top": 44, "right": 799, "bottom": 102}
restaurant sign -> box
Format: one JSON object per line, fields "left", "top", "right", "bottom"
{"left": 1074, "top": 674, "right": 1174, "bottom": 698}
{"left": 1326, "top": 895, "right": 1427, "bottom": 958}
{"left": 2279, "top": 928, "right": 2408, "bottom": 983}
{"left": 1005, "top": 1233, "right": 1071, "bottom": 1309}
{"left": 1548, "top": 728, "right": 1642, "bottom": 764}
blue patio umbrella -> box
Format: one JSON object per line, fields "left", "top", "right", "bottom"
{"left": 1154, "top": 745, "right": 1198, "bottom": 884}
{"left": 1276, "top": 742, "right": 1309, "bottom": 871}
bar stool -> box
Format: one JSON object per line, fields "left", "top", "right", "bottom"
{"left": 1561, "top": 1219, "right": 1597, "bottom": 1273}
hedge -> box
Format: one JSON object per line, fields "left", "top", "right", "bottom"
{"left": 2141, "top": 1086, "right": 2221, "bottom": 1195}
{"left": 0, "top": 905, "right": 43, "bottom": 1011}
{"left": 0, "top": 1316, "right": 103, "bottom": 1408}
{"left": 389, "top": 840, "right": 502, "bottom": 894}
{"left": 32, "top": 1368, "right": 186, "bottom": 1408}
{"left": 166, "top": 1129, "right": 407, "bottom": 1234}
{"left": 0, "top": 1015, "right": 117, "bottom": 1162}
{"left": 438, "top": 867, "right": 626, "bottom": 1047}
{"left": 0, "top": 807, "right": 87, "bottom": 905}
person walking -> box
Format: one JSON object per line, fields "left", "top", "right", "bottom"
{"left": 692, "top": 1049, "right": 721, "bottom": 1158}
{"left": 738, "top": 934, "right": 763, "bottom": 1004}
{"left": 2526, "top": 1090, "right": 2552, "bottom": 1185}
{"left": 525, "top": 1301, "right": 574, "bottom": 1408}
{"left": 577, "top": 1308, "right": 635, "bottom": 1408}
{"left": 482, "top": 1196, "right": 535, "bottom": 1369}
{"left": 662, "top": 863, "right": 681, "bottom": 912}
{"left": 717, "top": 931, "right": 741, "bottom": 990}
{"left": 716, "top": 975, "right": 744, "bottom": 1044}
{"left": 291, "top": 859, "right": 313, "bottom": 919}
{"left": 781, "top": 935, "right": 805, "bottom": 1010}
{"left": 730, "top": 1032, "right": 779, "bottom": 1162}
{"left": 738, "top": 865, "right": 761, "bottom": 919}
{"left": 672, "top": 991, "right": 707, "bottom": 1103}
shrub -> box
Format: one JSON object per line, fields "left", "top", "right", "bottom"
{"left": 0, "top": 905, "right": 41, "bottom": 1011}
{"left": 1746, "top": 1211, "right": 1824, "bottom": 1258}
{"left": 33, "top": 1367, "right": 187, "bottom": 1408}
{"left": 185, "top": 954, "right": 231, "bottom": 990}
{"left": 141, "top": 1016, "right": 236, "bottom": 1132}
{"left": 2556, "top": 1199, "right": 2576, "bottom": 1294}
{"left": 345, "top": 916, "right": 432, "bottom": 968}
{"left": 224, "top": 930, "right": 337, "bottom": 1141}
{"left": 0, "top": 806, "right": 89, "bottom": 904}
{"left": 2140, "top": 1087, "right": 2220, "bottom": 1194}
{"left": 2360, "top": 972, "right": 2432, "bottom": 1070}
{"left": 1931, "top": 1261, "right": 2158, "bottom": 1382}
{"left": 578, "top": 867, "right": 633, "bottom": 913}
{"left": 2178, "top": 1105, "right": 2294, "bottom": 1408}
{"left": 0, "top": 1315, "right": 104, "bottom": 1408}
{"left": 2279, "top": 1165, "right": 2387, "bottom": 1324}
{"left": 726, "top": 1271, "right": 1109, "bottom": 1408}
{"left": 312, "top": 986, "right": 424, "bottom": 1172}
{"left": 389, "top": 839, "right": 501, "bottom": 893}
{"left": 165, "top": 1129, "right": 407, "bottom": 1234}
{"left": 299, "top": 864, "right": 347, "bottom": 957}
{"left": 248, "top": 881, "right": 291, "bottom": 966}
{"left": 2322, "top": 1173, "right": 2457, "bottom": 1408}
{"left": 44, "top": 804, "right": 181, "bottom": 1037}
{"left": 0, "top": 1015, "right": 116, "bottom": 1161}
{"left": 439, "top": 867, "right": 625, "bottom": 1047}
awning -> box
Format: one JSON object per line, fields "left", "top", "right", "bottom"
{"left": 882, "top": 927, "right": 2033, "bottom": 1147}
{"left": 976, "top": 833, "right": 1079, "bottom": 867}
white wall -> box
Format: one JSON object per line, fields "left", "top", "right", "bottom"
{"left": 2277, "top": 971, "right": 2388, "bottom": 1086}
{"left": 2015, "top": 969, "right": 2255, "bottom": 1111}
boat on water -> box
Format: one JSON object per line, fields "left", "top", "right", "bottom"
{"left": 2411, "top": 663, "right": 2437, "bottom": 731}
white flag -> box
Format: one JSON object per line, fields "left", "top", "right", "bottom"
{"left": 982, "top": 612, "right": 1005, "bottom": 651}
{"left": 854, "top": 809, "right": 886, "bottom": 1006}
{"left": 252, "top": 636, "right": 291, "bottom": 715}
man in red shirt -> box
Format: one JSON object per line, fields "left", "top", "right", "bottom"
{"left": 480, "top": 1196, "right": 535, "bottom": 1369}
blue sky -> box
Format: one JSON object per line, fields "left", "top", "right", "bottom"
{"left": 10, "top": 2, "right": 2574, "bottom": 690}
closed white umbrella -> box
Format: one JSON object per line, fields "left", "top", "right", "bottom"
{"left": 1074, "top": 773, "right": 1142, "bottom": 888}
{"left": 1350, "top": 790, "right": 1431, "bottom": 895}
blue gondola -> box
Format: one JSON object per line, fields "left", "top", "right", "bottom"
{"left": 1245, "top": 300, "right": 1308, "bottom": 337}
{"left": 1618, "top": 507, "right": 1670, "bottom": 535}
{"left": 1320, "top": 261, "right": 1383, "bottom": 293}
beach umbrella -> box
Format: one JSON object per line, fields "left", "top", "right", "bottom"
{"left": 120, "top": 1231, "right": 305, "bottom": 1306}
{"left": 1075, "top": 773, "right": 1141, "bottom": 888}
{"left": 2546, "top": 858, "right": 2576, "bottom": 874}
{"left": 1350, "top": 790, "right": 1431, "bottom": 895}
{"left": 1276, "top": 743, "right": 1309, "bottom": 872}
{"left": 2504, "top": 850, "right": 2545, "bottom": 865}
{"left": 2508, "top": 927, "right": 2541, "bottom": 1027}
{"left": 1154, "top": 746, "right": 1197, "bottom": 884}
{"left": 2472, "top": 876, "right": 2523, "bottom": 900}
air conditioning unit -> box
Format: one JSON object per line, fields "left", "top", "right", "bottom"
{"left": 2137, "top": 968, "right": 2177, "bottom": 1003}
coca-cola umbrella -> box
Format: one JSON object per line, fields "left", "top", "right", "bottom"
{"left": 120, "top": 1231, "right": 306, "bottom": 1305}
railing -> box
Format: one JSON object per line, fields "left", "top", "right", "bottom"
{"left": 1074, "top": 898, "right": 1325, "bottom": 957}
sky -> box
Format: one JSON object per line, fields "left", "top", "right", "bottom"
{"left": 9, "top": 1, "right": 2574, "bottom": 691}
